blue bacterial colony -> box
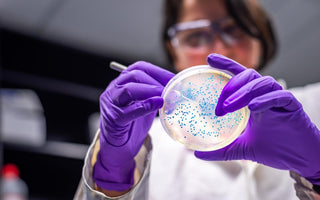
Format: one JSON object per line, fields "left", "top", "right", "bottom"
{"left": 159, "top": 66, "right": 249, "bottom": 151}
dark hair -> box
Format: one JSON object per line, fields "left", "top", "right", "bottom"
{"left": 162, "top": 0, "right": 278, "bottom": 70}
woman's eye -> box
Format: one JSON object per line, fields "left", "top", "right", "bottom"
{"left": 223, "top": 25, "right": 245, "bottom": 39}
{"left": 183, "top": 31, "right": 213, "bottom": 47}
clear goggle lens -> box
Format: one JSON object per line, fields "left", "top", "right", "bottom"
{"left": 168, "top": 18, "right": 247, "bottom": 50}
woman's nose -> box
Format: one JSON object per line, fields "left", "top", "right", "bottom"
{"left": 210, "top": 36, "right": 232, "bottom": 57}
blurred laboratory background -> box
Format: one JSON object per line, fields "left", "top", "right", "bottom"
{"left": 0, "top": 0, "right": 320, "bottom": 199}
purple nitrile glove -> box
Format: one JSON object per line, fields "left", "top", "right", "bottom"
{"left": 195, "top": 53, "right": 320, "bottom": 184}
{"left": 93, "top": 61, "right": 174, "bottom": 191}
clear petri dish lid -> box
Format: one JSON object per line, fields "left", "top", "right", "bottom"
{"left": 159, "top": 65, "right": 249, "bottom": 151}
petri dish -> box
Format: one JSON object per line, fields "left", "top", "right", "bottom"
{"left": 159, "top": 65, "right": 249, "bottom": 151}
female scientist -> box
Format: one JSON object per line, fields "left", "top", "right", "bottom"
{"left": 75, "top": 0, "right": 320, "bottom": 199}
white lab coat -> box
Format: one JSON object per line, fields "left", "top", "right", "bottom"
{"left": 74, "top": 82, "right": 320, "bottom": 200}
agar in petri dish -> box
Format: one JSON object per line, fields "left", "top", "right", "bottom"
{"left": 159, "top": 65, "right": 249, "bottom": 151}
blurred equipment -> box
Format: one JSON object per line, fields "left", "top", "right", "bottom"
{"left": 1, "top": 28, "right": 120, "bottom": 199}
{"left": 0, "top": 163, "right": 29, "bottom": 200}
{"left": 0, "top": 89, "right": 46, "bottom": 147}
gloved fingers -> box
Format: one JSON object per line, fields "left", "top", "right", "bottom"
{"left": 207, "top": 53, "right": 246, "bottom": 75}
{"left": 222, "top": 76, "right": 282, "bottom": 114}
{"left": 194, "top": 135, "right": 248, "bottom": 161}
{"left": 126, "top": 61, "right": 175, "bottom": 86}
{"left": 118, "top": 97, "right": 164, "bottom": 124}
{"left": 116, "top": 69, "right": 164, "bottom": 86}
{"left": 110, "top": 83, "right": 163, "bottom": 106}
{"left": 215, "top": 69, "right": 261, "bottom": 116}
{"left": 248, "top": 90, "right": 302, "bottom": 112}
{"left": 102, "top": 96, "right": 163, "bottom": 126}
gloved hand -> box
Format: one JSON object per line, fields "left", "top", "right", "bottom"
{"left": 93, "top": 61, "right": 174, "bottom": 191}
{"left": 195, "top": 53, "right": 320, "bottom": 184}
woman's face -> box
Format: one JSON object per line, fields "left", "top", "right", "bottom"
{"left": 169, "top": 0, "right": 261, "bottom": 72}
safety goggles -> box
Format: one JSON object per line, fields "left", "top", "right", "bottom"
{"left": 167, "top": 17, "right": 249, "bottom": 52}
